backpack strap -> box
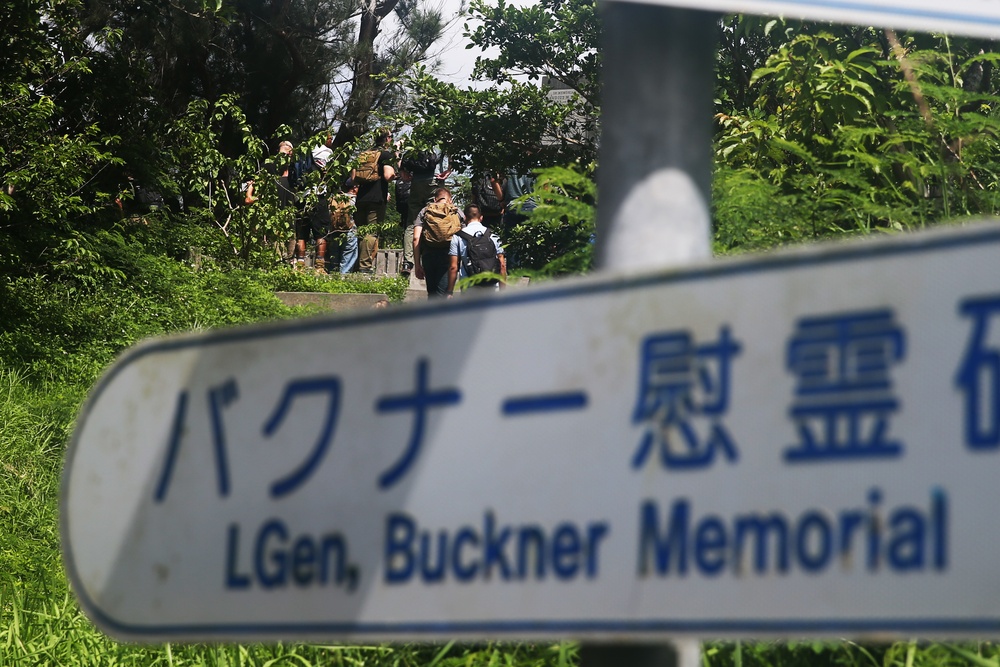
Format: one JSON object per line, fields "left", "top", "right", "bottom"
{"left": 454, "top": 229, "right": 476, "bottom": 273}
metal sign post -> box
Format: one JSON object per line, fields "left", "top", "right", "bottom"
{"left": 591, "top": 4, "right": 718, "bottom": 664}
{"left": 596, "top": 4, "right": 719, "bottom": 275}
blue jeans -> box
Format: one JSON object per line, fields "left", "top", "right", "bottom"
{"left": 339, "top": 228, "right": 358, "bottom": 274}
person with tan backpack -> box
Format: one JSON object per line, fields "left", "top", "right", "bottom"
{"left": 328, "top": 180, "right": 359, "bottom": 274}
{"left": 351, "top": 129, "right": 395, "bottom": 272}
{"left": 413, "top": 187, "right": 464, "bottom": 297}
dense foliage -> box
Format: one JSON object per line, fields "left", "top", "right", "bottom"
{"left": 714, "top": 20, "right": 1000, "bottom": 251}
{"left": 405, "top": 0, "right": 599, "bottom": 174}
{"left": 503, "top": 164, "right": 596, "bottom": 275}
{"left": 1, "top": 0, "right": 445, "bottom": 285}
{"left": 0, "top": 213, "right": 414, "bottom": 662}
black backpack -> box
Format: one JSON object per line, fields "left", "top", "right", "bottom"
{"left": 403, "top": 150, "right": 438, "bottom": 174}
{"left": 457, "top": 229, "right": 501, "bottom": 286}
{"left": 394, "top": 178, "right": 410, "bottom": 218}
{"left": 473, "top": 175, "right": 503, "bottom": 216}
{"left": 289, "top": 153, "right": 315, "bottom": 190}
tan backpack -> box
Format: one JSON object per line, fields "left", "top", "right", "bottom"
{"left": 354, "top": 150, "right": 381, "bottom": 183}
{"left": 329, "top": 196, "right": 354, "bottom": 233}
{"left": 420, "top": 201, "right": 461, "bottom": 246}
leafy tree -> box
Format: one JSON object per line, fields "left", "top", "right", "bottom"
{"left": 468, "top": 0, "right": 599, "bottom": 105}
{"left": 714, "top": 23, "right": 1000, "bottom": 250}
{"left": 405, "top": 0, "right": 600, "bottom": 173}
{"left": 331, "top": 0, "right": 445, "bottom": 150}
{"left": 0, "top": 0, "right": 120, "bottom": 276}
{"left": 79, "top": 0, "right": 445, "bottom": 145}
{"left": 406, "top": 68, "right": 580, "bottom": 174}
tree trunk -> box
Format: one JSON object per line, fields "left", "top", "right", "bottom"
{"left": 332, "top": 0, "right": 398, "bottom": 150}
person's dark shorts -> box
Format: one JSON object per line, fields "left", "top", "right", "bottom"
{"left": 297, "top": 197, "right": 331, "bottom": 242}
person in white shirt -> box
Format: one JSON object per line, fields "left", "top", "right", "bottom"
{"left": 446, "top": 204, "right": 507, "bottom": 297}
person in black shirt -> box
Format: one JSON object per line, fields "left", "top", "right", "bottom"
{"left": 395, "top": 165, "right": 412, "bottom": 275}
{"left": 400, "top": 148, "right": 439, "bottom": 276}
{"left": 353, "top": 129, "right": 396, "bottom": 272}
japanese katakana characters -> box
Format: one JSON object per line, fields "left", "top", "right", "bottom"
{"left": 207, "top": 379, "right": 240, "bottom": 496}
{"left": 154, "top": 377, "right": 343, "bottom": 501}
{"left": 263, "top": 377, "right": 342, "bottom": 498}
{"left": 375, "top": 358, "right": 462, "bottom": 489}
{"left": 155, "top": 378, "right": 240, "bottom": 501}
{"left": 155, "top": 390, "right": 191, "bottom": 502}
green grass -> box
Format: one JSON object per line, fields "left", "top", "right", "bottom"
{"left": 261, "top": 267, "right": 411, "bottom": 303}
{"left": 0, "top": 367, "right": 74, "bottom": 602}
{"left": 702, "top": 641, "right": 1000, "bottom": 667}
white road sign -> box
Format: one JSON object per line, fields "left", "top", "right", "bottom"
{"left": 606, "top": 0, "right": 1000, "bottom": 39}
{"left": 63, "top": 222, "right": 1000, "bottom": 641}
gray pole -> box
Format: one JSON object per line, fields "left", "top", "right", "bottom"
{"left": 595, "top": 3, "right": 719, "bottom": 273}
{"left": 580, "top": 643, "right": 679, "bottom": 667}
{"left": 585, "top": 3, "right": 718, "bottom": 666}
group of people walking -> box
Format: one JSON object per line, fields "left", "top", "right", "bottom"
{"left": 255, "top": 128, "right": 534, "bottom": 298}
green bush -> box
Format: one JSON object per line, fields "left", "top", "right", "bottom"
{"left": 504, "top": 165, "right": 596, "bottom": 277}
